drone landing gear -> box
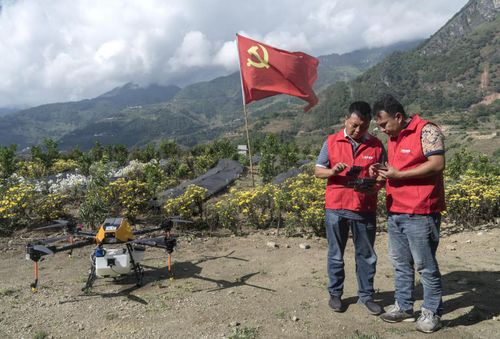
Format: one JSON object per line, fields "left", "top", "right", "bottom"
{"left": 31, "top": 261, "right": 40, "bottom": 293}
{"left": 82, "top": 254, "right": 96, "bottom": 292}
{"left": 127, "top": 243, "right": 144, "bottom": 286}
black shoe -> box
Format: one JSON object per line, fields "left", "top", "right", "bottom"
{"left": 358, "top": 299, "right": 383, "bottom": 315}
{"left": 329, "top": 295, "right": 344, "bottom": 312}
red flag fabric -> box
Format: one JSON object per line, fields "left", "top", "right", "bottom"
{"left": 237, "top": 34, "right": 319, "bottom": 112}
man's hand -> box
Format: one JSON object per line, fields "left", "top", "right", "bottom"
{"left": 331, "top": 162, "right": 348, "bottom": 176}
{"left": 369, "top": 163, "right": 387, "bottom": 177}
{"left": 377, "top": 163, "right": 401, "bottom": 180}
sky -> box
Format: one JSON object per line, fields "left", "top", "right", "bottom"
{"left": 0, "top": 0, "right": 469, "bottom": 108}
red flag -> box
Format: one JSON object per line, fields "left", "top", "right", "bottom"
{"left": 237, "top": 34, "right": 319, "bottom": 112}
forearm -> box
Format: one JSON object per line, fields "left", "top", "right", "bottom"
{"left": 314, "top": 166, "right": 334, "bottom": 179}
{"left": 392, "top": 156, "right": 445, "bottom": 180}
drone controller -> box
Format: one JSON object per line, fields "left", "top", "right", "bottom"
{"left": 345, "top": 165, "right": 362, "bottom": 177}
{"left": 347, "top": 178, "right": 377, "bottom": 191}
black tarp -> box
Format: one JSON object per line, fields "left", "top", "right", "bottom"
{"left": 157, "top": 159, "right": 244, "bottom": 202}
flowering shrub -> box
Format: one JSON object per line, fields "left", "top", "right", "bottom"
{"left": 0, "top": 182, "right": 36, "bottom": 227}
{"left": 164, "top": 185, "right": 208, "bottom": 219}
{"left": 48, "top": 173, "right": 88, "bottom": 197}
{"left": 279, "top": 173, "right": 325, "bottom": 235}
{"left": 232, "top": 184, "right": 276, "bottom": 229}
{"left": 113, "top": 160, "right": 149, "bottom": 178}
{"left": 51, "top": 159, "right": 79, "bottom": 174}
{"left": 445, "top": 171, "right": 500, "bottom": 226}
{"left": 33, "top": 193, "right": 68, "bottom": 221}
{"left": 17, "top": 160, "right": 46, "bottom": 178}
{"left": 107, "top": 178, "right": 150, "bottom": 220}
{"left": 207, "top": 173, "right": 325, "bottom": 235}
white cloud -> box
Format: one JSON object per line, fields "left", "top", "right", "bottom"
{"left": 0, "top": 0, "right": 468, "bottom": 107}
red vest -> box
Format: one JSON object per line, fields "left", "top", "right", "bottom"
{"left": 386, "top": 115, "right": 446, "bottom": 214}
{"left": 325, "top": 130, "right": 384, "bottom": 212}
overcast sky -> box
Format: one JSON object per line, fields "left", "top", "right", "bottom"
{"left": 0, "top": 0, "right": 468, "bottom": 108}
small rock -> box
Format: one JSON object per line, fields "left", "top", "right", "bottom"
{"left": 490, "top": 248, "right": 496, "bottom": 252}
{"left": 445, "top": 245, "right": 456, "bottom": 251}
{"left": 267, "top": 241, "right": 278, "bottom": 248}
{"left": 451, "top": 239, "right": 457, "bottom": 243}
{"left": 229, "top": 321, "right": 240, "bottom": 327}
{"left": 7, "top": 240, "right": 13, "bottom": 245}
{"left": 292, "top": 316, "right": 299, "bottom": 322}
{"left": 227, "top": 290, "right": 235, "bottom": 295}
{"left": 493, "top": 316, "right": 500, "bottom": 321}
{"left": 299, "top": 243, "right": 310, "bottom": 250}
{"left": 465, "top": 240, "right": 472, "bottom": 244}
{"left": 477, "top": 232, "right": 483, "bottom": 236}
{"left": 285, "top": 244, "right": 290, "bottom": 248}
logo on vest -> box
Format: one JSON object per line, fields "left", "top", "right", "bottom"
{"left": 362, "top": 155, "right": 374, "bottom": 160}
{"left": 400, "top": 149, "right": 411, "bottom": 154}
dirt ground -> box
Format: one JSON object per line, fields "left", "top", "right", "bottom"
{"left": 0, "top": 226, "right": 499, "bottom": 339}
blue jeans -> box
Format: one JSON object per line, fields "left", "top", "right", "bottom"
{"left": 325, "top": 209, "right": 377, "bottom": 302}
{"left": 388, "top": 213, "right": 443, "bottom": 315}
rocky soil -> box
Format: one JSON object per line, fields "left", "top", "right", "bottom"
{"left": 0, "top": 227, "right": 499, "bottom": 338}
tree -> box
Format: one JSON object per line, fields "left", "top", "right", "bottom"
{"left": 159, "top": 140, "right": 179, "bottom": 158}
{"left": 0, "top": 144, "right": 17, "bottom": 178}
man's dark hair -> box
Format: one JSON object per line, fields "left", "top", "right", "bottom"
{"left": 348, "top": 101, "right": 371, "bottom": 121}
{"left": 373, "top": 94, "right": 406, "bottom": 118}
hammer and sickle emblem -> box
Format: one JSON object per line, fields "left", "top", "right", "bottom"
{"left": 246, "top": 44, "right": 270, "bottom": 69}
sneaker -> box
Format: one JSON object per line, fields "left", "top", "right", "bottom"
{"left": 328, "top": 295, "right": 344, "bottom": 312}
{"left": 358, "top": 298, "right": 383, "bottom": 315}
{"left": 416, "top": 307, "right": 441, "bottom": 333}
{"left": 380, "top": 301, "right": 415, "bottom": 323}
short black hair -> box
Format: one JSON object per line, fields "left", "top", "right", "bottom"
{"left": 348, "top": 101, "right": 371, "bottom": 121}
{"left": 373, "top": 94, "right": 406, "bottom": 118}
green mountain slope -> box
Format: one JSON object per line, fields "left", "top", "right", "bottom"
{"left": 313, "top": 0, "right": 500, "bottom": 129}
{"left": 0, "top": 84, "right": 181, "bottom": 147}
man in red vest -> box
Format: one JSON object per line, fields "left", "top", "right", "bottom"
{"left": 315, "top": 101, "right": 385, "bottom": 315}
{"left": 371, "top": 94, "right": 445, "bottom": 333}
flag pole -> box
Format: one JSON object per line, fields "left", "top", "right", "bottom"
{"left": 236, "top": 34, "right": 255, "bottom": 187}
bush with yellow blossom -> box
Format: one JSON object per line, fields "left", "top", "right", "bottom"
{"left": 164, "top": 184, "right": 208, "bottom": 219}
{"left": 51, "top": 159, "right": 79, "bottom": 174}
{"left": 445, "top": 170, "right": 499, "bottom": 226}
{"left": 107, "top": 178, "right": 150, "bottom": 220}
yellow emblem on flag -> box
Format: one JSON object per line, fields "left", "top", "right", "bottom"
{"left": 247, "top": 44, "right": 269, "bottom": 69}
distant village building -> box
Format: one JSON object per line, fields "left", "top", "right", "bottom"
{"left": 237, "top": 145, "right": 248, "bottom": 156}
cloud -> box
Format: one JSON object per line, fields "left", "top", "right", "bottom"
{"left": 0, "top": 0, "right": 468, "bottom": 107}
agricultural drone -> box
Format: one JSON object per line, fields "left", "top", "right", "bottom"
{"left": 26, "top": 217, "right": 190, "bottom": 292}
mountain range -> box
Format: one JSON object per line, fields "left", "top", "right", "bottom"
{"left": 0, "top": 0, "right": 498, "bottom": 152}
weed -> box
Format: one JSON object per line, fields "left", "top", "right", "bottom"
{"left": 275, "top": 309, "right": 286, "bottom": 319}
{"left": 229, "top": 326, "right": 259, "bottom": 339}
{"left": 105, "top": 312, "right": 118, "bottom": 321}
{"left": 387, "top": 327, "right": 412, "bottom": 335}
{"left": 0, "top": 287, "right": 19, "bottom": 297}
{"left": 33, "top": 331, "right": 49, "bottom": 339}
{"left": 350, "top": 330, "right": 380, "bottom": 339}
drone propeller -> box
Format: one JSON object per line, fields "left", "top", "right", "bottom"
{"left": 39, "top": 235, "right": 70, "bottom": 245}
{"left": 33, "top": 219, "right": 70, "bottom": 232}
{"left": 170, "top": 219, "right": 193, "bottom": 224}
{"left": 32, "top": 244, "right": 54, "bottom": 256}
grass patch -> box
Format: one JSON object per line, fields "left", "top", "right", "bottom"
{"left": 275, "top": 309, "right": 286, "bottom": 319}
{"left": 0, "top": 287, "right": 19, "bottom": 297}
{"left": 350, "top": 330, "right": 380, "bottom": 339}
{"left": 33, "top": 331, "right": 49, "bottom": 339}
{"left": 386, "top": 327, "right": 412, "bottom": 335}
{"left": 229, "top": 326, "right": 259, "bottom": 339}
